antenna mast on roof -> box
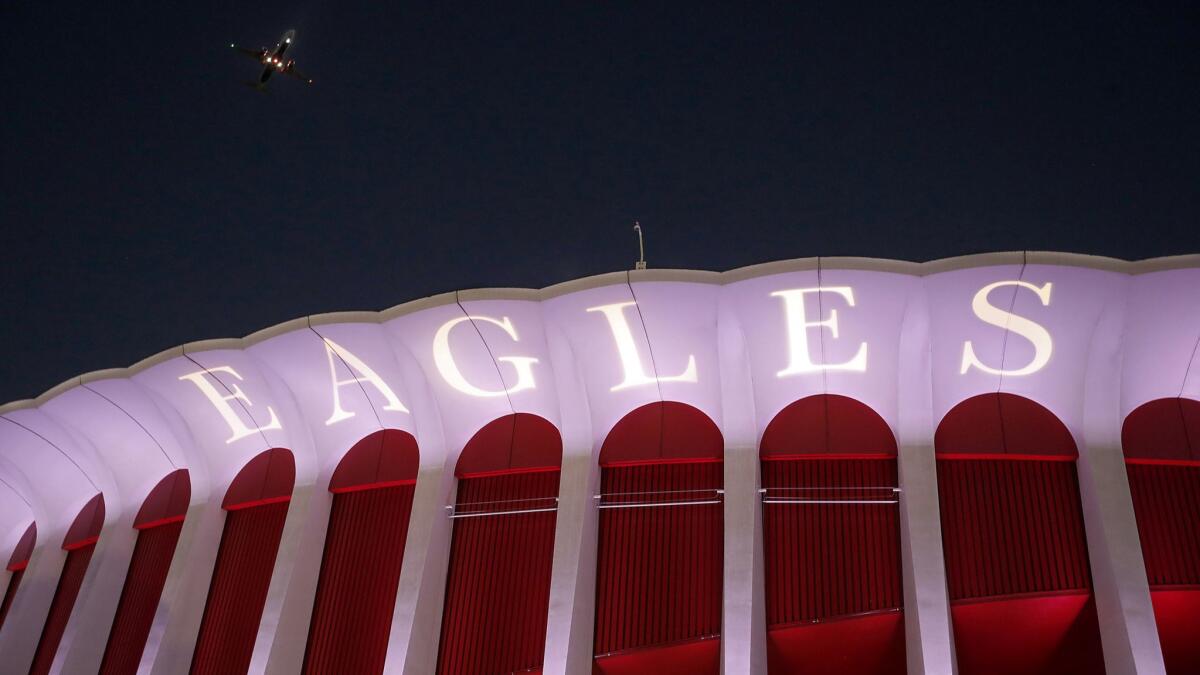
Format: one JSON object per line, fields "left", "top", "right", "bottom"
{"left": 633, "top": 221, "right": 647, "bottom": 270}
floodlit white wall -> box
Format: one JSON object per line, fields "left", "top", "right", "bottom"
{"left": 0, "top": 252, "right": 1195, "bottom": 674}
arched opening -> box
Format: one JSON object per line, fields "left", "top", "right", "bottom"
{"left": 936, "top": 393, "right": 1103, "bottom": 675}
{"left": 303, "top": 429, "right": 420, "bottom": 675}
{"left": 191, "top": 448, "right": 295, "bottom": 675}
{"left": 1122, "top": 397, "right": 1200, "bottom": 675}
{"left": 0, "top": 522, "right": 36, "bottom": 631}
{"left": 30, "top": 493, "right": 105, "bottom": 675}
{"left": 437, "top": 413, "right": 562, "bottom": 675}
{"left": 593, "top": 401, "right": 724, "bottom": 675}
{"left": 759, "top": 394, "right": 904, "bottom": 675}
{"left": 100, "top": 469, "right": 190, "bottom": 674}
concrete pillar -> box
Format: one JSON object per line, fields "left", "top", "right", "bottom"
{"left": 264, "top": 486, "right": 335, "bottom": 674}
{"left": 896, "top": 288, "right": 957, "bottom": 674}
{"left": 717, "top": 292, "right": 766, "bottom": 675}
{"left": 721, "top": 445, "right": 766, "bottom": 674}
{"left": 542, "top": 452, "right": 601, "bottom": 675}
{"left": 0, "top": 544, "right": 66, "bottom": 672}
{"left": 386, "top": 465, "right": 455, "bottom": 674}
{"left": 147, "top": 500, "right": 225, "bottom": 675}
{"left": 1076, "top": 302, "right": 1166, "bottom": 675}
{"left": 59, "top": 519, "right": 138, "bottom": 673}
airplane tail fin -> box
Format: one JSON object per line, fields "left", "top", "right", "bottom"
{"left": 242, "top": 81, "right": 268, "bottom": 93}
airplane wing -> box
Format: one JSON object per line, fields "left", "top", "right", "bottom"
{"left": 284, "top": 64, "right": 314, "bottom": 84}
{"left": 230, "top": 44, "right": 264, "bottom": 61}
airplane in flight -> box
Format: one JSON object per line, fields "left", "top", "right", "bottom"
{"left": 230, "top": 29, "right": 313, "bottom": 90}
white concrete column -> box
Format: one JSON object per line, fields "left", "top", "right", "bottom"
{"left": 542, "top": 452, "right": 601, "bottom": 675}
{"left": 247, "top": 486, "right": 316, "bottom": 673}
{"left": 721, "top": 445, "right": 766, "bottom": 675}
{"left": 896, "top": 287, "right": 957, "bottom": 675}
{"left": 147, "top": 500, "right": 226, "bottom": 675}
{"left": 1076, "top": 302, "right": 1166, "bottom": 675}
{"left": 264, "top": 486, "right": 334, "bottom": 674}
{"left": 717, "top": 289, "right": 766, "bottom": 675}
{"left": 0, "top": 544, "right": 67, "bottom": 672}
{"left": 59, "top": 518, "right": 138, "bottom": 674}
{"left": 386, "top": 465, "right": 455, "bottom": 674}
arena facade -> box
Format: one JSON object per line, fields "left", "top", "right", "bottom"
{"left": 0, "top": 251, "right": 1197, "bottom": 675}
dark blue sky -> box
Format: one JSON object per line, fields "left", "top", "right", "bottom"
{"left": 2, "top": 2, "right": 1198, "bottom": 402}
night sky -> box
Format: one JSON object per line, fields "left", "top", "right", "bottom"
{"left": 2, "top": 2, "right": 1198, "bottom": 403}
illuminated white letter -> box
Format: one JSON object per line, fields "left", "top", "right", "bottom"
{"left": 961, "top": 280, "right": 1054, "bottom": 376}
{"left": 323, "top": 338, "right": 409, "bottom": 425}
{"left": 586, "top": 301, "right": 697, "bottom": 392}
{"left": 432, "top": 315, "right": 538, "bottom": 397}
{"left": 772, "top": 286, "right": 868, "bottom": 376}
{"left": 178, "top": 366, "right": 282, "bottom": 443}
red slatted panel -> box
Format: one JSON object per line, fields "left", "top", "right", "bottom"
{"left": 1127, "top": 464, "right": 1200, "bottom": 588}
{"left": 190, "top": 501, "right": 290, "bottom": 675}
{"left": 29, "top": 543, "right": 96, "bottom": 675}
{"left": 437, "top": 471, "right": 559, "bottom": 675}
{"left": 762, "top": 458, "right": 901, "bottom": 625}
{"left": 593, "top": 461, "right": 723, "bottom": 663}
{"left": 937, "top": 459, "right": 1091, "bottom": 600}
{"left": 99, "top": 520, "right": 185, "bottom": 675}
{"left": 1122, "top": 398, "right": 1200, "bottom": 675}
{"left": 0, "top": 569, "right": 24, "bottom": 631}
{"left": 303, "top": 485, "right": 416, "bottom": 675}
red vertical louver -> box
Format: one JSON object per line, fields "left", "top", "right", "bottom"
{"left": 758, "top": 395, "right": 904, "bottom": 675}
{"left": 29, "top": 493, "right": 104, "bottom": 675}
{"left": 937, "top": 459, "right": 1092, "bottom": 599}
{"left": 593, "top": 460, "right": 724, "bottom": 665}
{"left": 190, "top": 448, "right": 294, "bottom": 675}
{"left": 936, "top": 393, "right": 1104, "bottom": 675}
{"left": 0, "top": 569, "right": 24, "bottom": 631}
{"left": 29, "top": 544, "right": 96, "bottom": 675}
{"left": 99, "top": 521, "right": 185, "bottom": 674}
{"left": 593, "top": 401, "right": 724, "bottom": 675}
{"left": 99, "top": 469, "right": 190, "bottom": 675}
{"left": 436, "top": 414, "right": 563, "bottom": 675}
{"left": 303, "top": 486, "right": 415, "bottom": 674}
{"left": 189, "top": 502, "right": 290, "bottom": 675}
{"left": 437, "top": 470, "right": 560, "bottom": 675}
{"left": 303, "top": 426, "right": 422, "bottom": 675}
{"left": 0, "top": 522, "right": 35, "bottom": 632}
{"left": 1122, "top": 397, "right": 1200, "bottom": 675}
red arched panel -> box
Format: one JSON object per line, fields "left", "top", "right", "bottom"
{"left": 1122, "top": 398, "right": 1200, "bottom": 675}
{"left": 593, "top": 403, "right": 724, "bottom": 673}
{"left": 134, "top": 469, "right": 191, "bottom": 529}
{"left": 1122, "top": 398, "right": 1200, "bottom": 462}
{"left": 761, "top": 394, "right": 897, "bottom": 459}
{"left": 304, "top": 430, "right": 421, "bottom": 674}
{"left": 0, "top": 523, "right": 36, "bottom": 632}
{"left": 222, "top": 447, "right": 296, "bottom": 510}
{"left": 32, "top": 495, "right": 105, "bottom": 675}
{"left": 6, "top": 521, "right": 36, "bottom": 571}
{"left": 935, "top": 394, "right": 1101, "bottom": 675}
{"left": 454, "top": 413, "right": 562, "bottom": 477}
{"left": 599, "top": 401, "right": 723, "bottom": 466}
{"left": 760, "top": 395, "right": 904, "bottom": 675}
{"left": 936, "top": 393, "right": 1077, "bottom": 459}
{"left": 101, "top": 471, "right": 191, "bottom": 674}
{"left": 329, "top": 428, "right": 419, "bottom": 493}
{"left": 192, "top": 450, "right": 294, "bottom": 674}
{"left": 62, "top": 492, "right": 105, "bottom": 550}
{"left": 438, "top": 418, "right": 562, "bottom": 675}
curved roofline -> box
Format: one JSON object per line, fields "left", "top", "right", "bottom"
{"left": 3, "top": 250, "right": 1197, "bottom": 412}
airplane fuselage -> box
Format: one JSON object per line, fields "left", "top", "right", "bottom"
{"left": 258, "top": 30, "right": 296, "bottom": 84}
